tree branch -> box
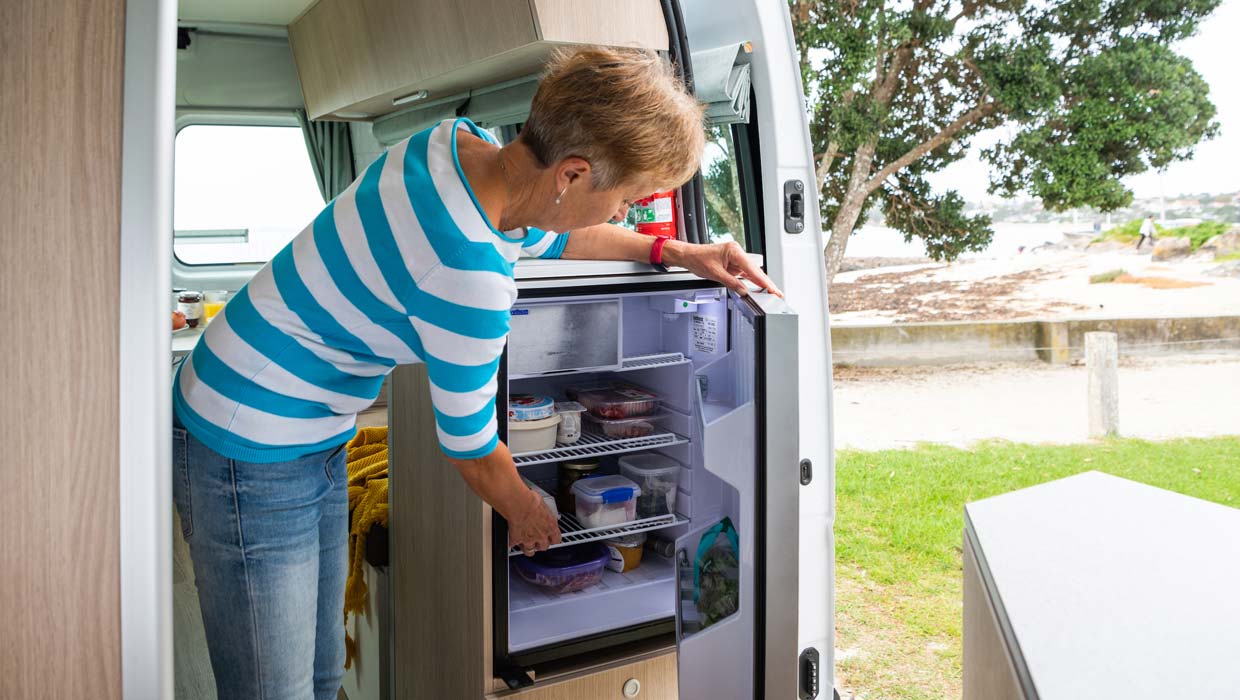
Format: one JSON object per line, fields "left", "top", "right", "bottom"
{"left": 816, "top": 141, "right": 840, "bottom": 192}
{"left": 863, "top": 100, "right": 995, "bottom": 193}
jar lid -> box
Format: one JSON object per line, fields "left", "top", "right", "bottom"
{"left": 559, "top": 458, "right": 599, "bottom": 471}
{"left": 508, "top": 394, "right": 555, "bottom": 421}
{"left": 178, "top": 291, "right": 202, "bottom": 300}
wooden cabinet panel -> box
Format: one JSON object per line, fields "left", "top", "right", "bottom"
{"left": 1, "top": 0, "right": 125, "bottom": 697}
{"left": 290, "top": 0, "right": 668, "bottom": 120}
{"left": 531, "top": 0, "right": 669, "bottom": 48}
{"left": 492, "top": 652, "right": 678, "bottom": 700}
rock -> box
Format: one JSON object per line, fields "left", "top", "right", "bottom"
{"left": 1086, "top": 240, "right": 1129, "bottom": 253}
{"left": 1205, "top": 261, "right": 1240, "bottom": 278}
{"left": 1201, "top": 229, "right": 1240, "bottom": 259}
{"left": 1152, "top": 236, "right": 1191, "bottom": 261}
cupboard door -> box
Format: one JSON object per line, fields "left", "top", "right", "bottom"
{"left": 492, "top": 651, "right": 677, "bottom": 699}
{"left": 675, "top": 292, "right": 800, "bottom": 699}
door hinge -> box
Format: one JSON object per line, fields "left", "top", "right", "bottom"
{"left": 498, "top": 667, "right": 534, "bottom": 690}
{"left": 800, "top": 458, "right": 813, "bottom": 486}
{"left": 799, "top": 647, "right": 821, "bottom": 699}
{"left": 784, "top": 180, "right": 805, "bottom": 233}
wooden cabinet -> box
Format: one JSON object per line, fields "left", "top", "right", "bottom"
{"left": 489, "top": 652, "right": 677, "bottom": 700}
{"left": 289, "top": 0, "right": 669, "bottom": 121}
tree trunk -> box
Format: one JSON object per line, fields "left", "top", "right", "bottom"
{"left": 824, "top": 143, "right": 878, "bottom": 281}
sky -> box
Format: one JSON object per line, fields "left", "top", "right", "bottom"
{"left": 927, "top": 0, "right": 1240, "bottom": 203}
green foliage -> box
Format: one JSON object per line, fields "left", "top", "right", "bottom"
{"left": 1090, "top": 268, "right": 1128, "bottom": 283}
{"left": 1217, "top": 252, "right": 1240, "bottom": 262}
{"left": 791, "top": 0, "right": 1221, "bottom": 267}
{"left": 1097, "top": 219, "right": 1227, "bottom": 249}
{"left": 701, "top": 126, "right": 744, "bottom": 243}
{"left": 1174, "top": 220, "right": 1230, "bottom": 249}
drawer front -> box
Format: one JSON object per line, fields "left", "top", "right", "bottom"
{"left": 495, "top": 652, "right": 677, "bottom": 700}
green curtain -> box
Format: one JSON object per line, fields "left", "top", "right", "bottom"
{"left": 296, "top": 110, "right": 357, "bottom": 202}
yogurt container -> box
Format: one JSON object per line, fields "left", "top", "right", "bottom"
{"left": 509, "top": 394, "right": 556, "bottom": 422}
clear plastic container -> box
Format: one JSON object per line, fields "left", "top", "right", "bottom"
{"left": 583, "top": 413, "right": 662, "bottom": 439}
{"left": 508, "top": 414, "right": 561, "bottom": 453}
{"left": 571, "top": 475, "right": 641, "bottom": 528}
{"left": 554, "top": 401, "right": 586, "bottom": 444}
{"left": 566, "top": 381, "right": 662, "bottom": 419}
{"left": 511, "top": 543, "right": 609, "bottom": 593}
{"left": 619, "top": 454, "right": 683, "bottom": 518}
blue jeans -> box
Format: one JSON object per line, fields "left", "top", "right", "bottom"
{"left": 173, "top": 420, "right": 348, "bottom": 700}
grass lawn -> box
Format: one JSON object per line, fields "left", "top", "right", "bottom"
{"left": 833, "top": 437, "right": 1240, "bottom": 700}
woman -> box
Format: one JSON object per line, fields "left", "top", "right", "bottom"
{"left": 172, "top": 46, "right": 779, "bottom": 699}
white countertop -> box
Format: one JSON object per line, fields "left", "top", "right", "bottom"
{"left": 171, "top": 326, "right": 203, "bottom": 357}
{"left": 965, "top": 471, "right": 1240, "bottom": 699}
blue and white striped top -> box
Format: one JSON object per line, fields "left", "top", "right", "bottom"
{"left": 174, "top": 118, "right": 568, "bottom": 463}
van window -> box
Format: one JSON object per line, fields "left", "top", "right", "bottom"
{"left": 174, "top": 124, "right": 325, "bottom": 265}
{"left": 701, "top": 124, "right": 746, "bottom": 247}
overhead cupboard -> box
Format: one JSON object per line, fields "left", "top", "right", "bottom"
{"left": 287, "top": 0, "right": 671, "bottom": 121}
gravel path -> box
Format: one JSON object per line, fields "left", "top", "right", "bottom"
{"left": 832, "top": 353, "right": 1240, "bottom": 450}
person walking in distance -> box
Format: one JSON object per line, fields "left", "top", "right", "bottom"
{"left": 1136, "top": 215, "right": 1157, "bottom": 251}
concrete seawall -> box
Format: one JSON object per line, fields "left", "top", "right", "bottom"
{"left": 830, "top": 316, "right": 1240, "bottom": 366}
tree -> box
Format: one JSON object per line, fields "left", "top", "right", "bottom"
{"left": 791, "top": 0, "right": 1221, "bottom": 280}
{"left": 702, "top": 126, "right": 744, "bottom": 240}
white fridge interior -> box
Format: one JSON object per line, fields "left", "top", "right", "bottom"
{"left": 503, "top": 287, "right": 759, "bottom": 658}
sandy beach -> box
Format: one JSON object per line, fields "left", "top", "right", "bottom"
{"left": 829, "top": 239, "right": 1240, "bottom": 324}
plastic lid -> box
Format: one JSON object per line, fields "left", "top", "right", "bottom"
{"left": 554, "top": 401, "right": 586, "bottom": 414}
{"left": 619, "top": 453, "right": 682, "bottom": 477}
{"left": 609, "top": 532, "right": 647, "bottom": 547}
{"left": 572, "top": 474, "right": 641, "bottom": 504}
{"left": 509, "top": 414, "right": 560, "bottom": 430}
{"left": 509, "top": 394, "right": 555, "bottom": 421}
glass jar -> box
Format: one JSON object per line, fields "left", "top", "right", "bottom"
{"left": 177, "top": 291, "right": 203, "bottom": 328}
{"left": 556, "top": 458, "right": 599, "bottom": 515}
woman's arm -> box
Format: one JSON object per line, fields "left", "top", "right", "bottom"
{"left": 560, "top": 222, "right": 782, "bottom": 297}
{"left": 447, "top": 443, "right": 561, "bottom": 555}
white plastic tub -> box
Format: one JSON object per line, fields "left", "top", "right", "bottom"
{"left": 509, "top": 414, "right": 561, "bottom": 453}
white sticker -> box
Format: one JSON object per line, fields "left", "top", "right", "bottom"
{"left": 693, "top": 314, "right": 718, "bottom": 354}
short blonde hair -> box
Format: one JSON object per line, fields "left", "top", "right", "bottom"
{"left": 521, "top": 46, "right": 706, "bottom": 191}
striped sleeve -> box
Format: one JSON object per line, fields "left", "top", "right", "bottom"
{"left": 520, "top": 226, "right": 569, "bottom": 259}
{"left": 410, "top": 266, "right": 513, "bottom": 460}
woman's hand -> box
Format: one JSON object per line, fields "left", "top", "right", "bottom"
{"left": 447, "top": 442, "right": 562, "bottom": 556}
{"left": 505, "top": 486, "right": 562, "bottom": 556}
{"left": 664, "top": 240, "right": 783, "bottom": 297}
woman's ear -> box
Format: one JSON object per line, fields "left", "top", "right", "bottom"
{"left": 557, "top": 157, "right": 592, "bottom": 190}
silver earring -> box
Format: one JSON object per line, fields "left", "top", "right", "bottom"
{"left": 555, "top": 185, "right": 569, "bottom": 205}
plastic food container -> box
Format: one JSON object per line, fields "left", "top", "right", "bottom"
{"left": 522, "top": 477, "right": 559, "bottom": 521}
{"left": 557, "top": 458, "right": 599, "bottom": 514}
{"left": 567, "top": 381, "right": 662, "bottom": 419}
{"left": 554, "top": 401, "right": 586, "bottom": 445}
{"left": 508, "top": 414, "right": 561, "bottom": 453}
{"left": 571, "top": 475, "right": 641, "bottom": 528}
{"left": 605, "top": 533, "right": 646, "bottom": 573}
{"left": 509, "top": 394, "right": 556, "bottom": 422}
{"left": 584, "top": 413, "right": 661, "bottom": 439}
{"left": 511, "top": 543, "right": 610, "bottom": 593}
{"left": 619, "top": 454, "right": 683, "bottom": 518}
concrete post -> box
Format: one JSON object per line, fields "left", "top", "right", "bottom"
{"left": 1086, "top": 332, "right": 1119, "bottom": 438}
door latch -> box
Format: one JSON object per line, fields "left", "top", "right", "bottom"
{"left": 784, "top": 180, "right": 805, "bottom": 233}
{"left": 799, "top": 647, "right": 821, "bottom": 699}
{"left": 800, "top": 458, "right": 813, "bottom": 486}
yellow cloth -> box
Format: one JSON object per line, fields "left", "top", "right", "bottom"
{"left": 343, "top": 426, "right": 389, "bottom": 670}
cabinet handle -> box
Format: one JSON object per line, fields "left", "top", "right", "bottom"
{"left": 622, "top": 677, "right": 641, "bottom": 697}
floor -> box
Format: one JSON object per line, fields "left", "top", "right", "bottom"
{"left": 173, "top": 512, "right": 218, "bottom": 700}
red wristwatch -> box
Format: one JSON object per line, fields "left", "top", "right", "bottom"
{"left": 649, "top": 235, "right": 670, "bottom": 273}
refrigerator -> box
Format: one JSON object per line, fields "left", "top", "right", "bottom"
{"left": 387, "top": 277, "right": 809, "bottom": 699}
